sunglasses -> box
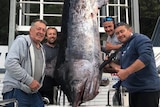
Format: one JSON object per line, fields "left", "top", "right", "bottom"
{"left": 103, "top": 17, "right": 114, "bottom": 22}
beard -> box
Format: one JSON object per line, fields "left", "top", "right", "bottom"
{"left": 48, "top": 40, "right": 57, "bottom": 45}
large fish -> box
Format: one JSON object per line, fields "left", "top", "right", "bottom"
{"left": 55, "top": 0, "right": 109, "bottom": 106}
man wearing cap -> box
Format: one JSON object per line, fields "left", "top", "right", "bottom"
{"left": 101, "top": 17, "right": 123, "bottom": 106}
{"left": 103, "top": 17, "right": 122, "bottom": 54}
{"left": 102, "top": 17, "right": 122, "bottom": 73}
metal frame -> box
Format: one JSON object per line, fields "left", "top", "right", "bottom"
{"left": 0, "top": 98, "right": 18, "bottom": 107}
{"left": 16, "top": 0, "right": 129, "bottom": 32}
{"left": 9, "top": 0, "right": 139, "bottom": 48}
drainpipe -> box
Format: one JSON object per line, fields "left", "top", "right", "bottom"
{"left": 8, "top": 0, "right": 16, "bottom": 49}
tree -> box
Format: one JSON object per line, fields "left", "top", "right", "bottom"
{"left": 0, "top": 0, "right": 9, "bottom": 45}
{"left": 139, "top": 0, "right": 160, "bottom": 38}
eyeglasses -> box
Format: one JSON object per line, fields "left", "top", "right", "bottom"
{"left": 103, "top": 17, "right": 114, "bottom": 22}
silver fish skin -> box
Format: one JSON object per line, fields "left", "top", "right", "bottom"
{"left": 57, "top": 0, "right": 109, "bottom": 107}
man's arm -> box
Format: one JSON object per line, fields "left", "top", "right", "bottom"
{"left": 112, "top": 59, "right": 145, "bottom": 80}
{"left": 110, "top": 61, "right": 120, "bottom": 69}
{"left": 106, "top": 41, "right": 122, "bottom": 51}
{"left": 125, "top": 59, "right": 145, "bottom": 74}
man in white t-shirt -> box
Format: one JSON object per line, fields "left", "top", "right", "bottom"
{"left": 103, "top": 17, "right": 122, "bottom": 64}
{"left": 102, "top": 16, "right": 122, "bottom": 106}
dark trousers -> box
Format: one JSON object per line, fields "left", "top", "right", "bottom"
{"left": 3, "top": 88, "right": 44, "bottom": 107}
{"left": 39, "top": 76, "right": 59, "bottom": 104}
{"left": 129, "top": 91, "right": 160, "bottom": 107}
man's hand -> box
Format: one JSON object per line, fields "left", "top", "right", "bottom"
{"left": 114, "top": 59, "right": 145, "bottom": 81}
{"left": 115, "top": 67, "right": 131, "bottom": 81}
{"left": 104, "top": 55, "right": 109, "bottom": 60}
{"left": 29, "top": 80, "right": 40, "bottom": 91}
{"left": 106, "top": 41, "right": 122, "bottom": 51}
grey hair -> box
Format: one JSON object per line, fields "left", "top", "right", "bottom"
{"left": 31, "top": 19, "right": 47, "bottom": 27}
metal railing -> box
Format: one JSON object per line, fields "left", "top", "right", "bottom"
{"left": 16, "top": 0, "right": 129, "bottom": 33}
{"left": 0, "top": 98, "right": 18, "bottom": 107}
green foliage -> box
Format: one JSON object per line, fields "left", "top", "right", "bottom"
{"left": 139, "top": 0, "right": 160, "bottom": 37}
{"left": 0, "top": 0, "right": 9, "bottom": 45}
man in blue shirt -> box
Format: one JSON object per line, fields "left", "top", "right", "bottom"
{"left": 110, "top": 22, "right": 160, "bottom": 107}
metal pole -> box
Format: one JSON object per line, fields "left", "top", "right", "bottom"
{"left": 131, "top": 0, "right": 140, "bottom": 33}
{"left": 8, "top": 0, "right": 16, "bottom": 49}
{"left": 0, "top": 98, "right": 18, "bottom": 107}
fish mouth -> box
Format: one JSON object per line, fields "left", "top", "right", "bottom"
{"left": 70, "top": 78, "right": 100, "bottom": 107}
{"left": 58, "top": 59, "right": 101, "bottom": 107}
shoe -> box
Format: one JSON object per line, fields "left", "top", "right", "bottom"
{"left": 100, "top": 79, "right": 110, "bottom": 86}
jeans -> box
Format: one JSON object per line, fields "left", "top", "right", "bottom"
{"left": 3, "top": 88, "right": 44, "bottom": 107}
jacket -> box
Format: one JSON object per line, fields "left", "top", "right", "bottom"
{"left": 2, "top": 35, "right": 46, "bottom": 94}
{"left": 121, "top": 33, "right": 160, "bottom": 93}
